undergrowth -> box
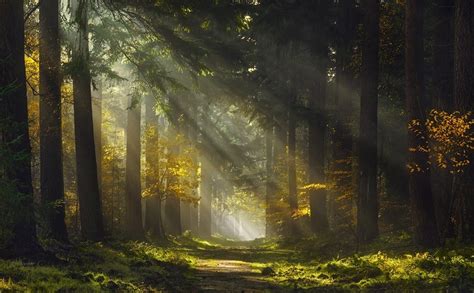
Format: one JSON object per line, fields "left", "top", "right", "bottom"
{"left": 0, "top": 233, "right": 473, "bottom": 291}
{"left": 0, "top": 241, "right": 196, "bottom": 291}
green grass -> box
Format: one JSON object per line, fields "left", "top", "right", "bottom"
{"left": 0, "top": 234, "right": 473, "bottom": 291}
{"left": 0, "top": 241, "right": 196, "bottom": 291}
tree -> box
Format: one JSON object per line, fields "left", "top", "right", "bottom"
{"left": 331, "top": 0, "right": 358, "bottom": 230}
{"left": 405, "top": 0, "right": 439, "bottom": 247}
{"left": 199, "top": 105, "right": 212, "bottom": 238}
{"left": 286, "top": 92, "right": 298, "bottom": 236}
{"left": 357, "top": 0, "right": 380, "bottom": 243}
{"left": 265, "top": 124, "right": 274, "bottom": 237}
{"left": 288, "top": 94, "right": 297, "bottom": 213}
{"left": 0, "top": 0, "right": 40, "bottom": 256}
{"left": 164, "top": 97, "right": 182, "bottom": 236}
{"left": 71, "top": 0, "right": 104, "bottom": 241}
{"left": 188, "top": 98, "right": 199, "bottom": 236}
{"left": 431, "top": 0, "right": 454, "bottom": 240}
{"left": 92, "top": 80, "right": 103, "bottom": 195}
{"left": 39, "top": 0, "right": 68, "bottom": 242}
{"left": 453, "top": 0, "right": 474, "bottom": 241}
{"left": 124, "top": 96, "right": 144, "bottom": 240}
{"left": 144, "top": 95, "right": 165, "bottom": 239}
{"left": 308, "top": 0, "right": 330, "bottom": 234}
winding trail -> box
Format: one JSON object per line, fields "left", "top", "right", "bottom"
{"left": 193, "top": 258, "right": 275, "bottom": 292}
{"left": 181, "top": 243, "right": 298, "bottom": 292}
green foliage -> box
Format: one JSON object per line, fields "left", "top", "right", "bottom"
{"left": 0, "top": 242, "right": 196, "bottom": 291}
{"left": 268, "top": 249, "right": 474, "bottom": 290}
{"left": 0, "top": 118, "right": 30, "bottom": 250}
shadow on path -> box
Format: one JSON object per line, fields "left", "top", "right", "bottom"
{"left": 189, "top": 258, "right": 286, "bottom": 292}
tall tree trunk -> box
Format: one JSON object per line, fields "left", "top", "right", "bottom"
{"left": 199, "top": 106, "right": 212, "bottom": 238}
{"left": 181, "top": 200, "right": 191, "bottom": 233}
{"left": 357, "top": 0, "right": 380, "bottom": 243}
{"left": 272, "top": 107, "right": 287, "bottom": 234}
{"left": 39, "top": 0, "right": 68, "bottom": 242}
{"left": 144, "top": 95, "right": 165, "bottom": 239}
{"left": 332, "top": 0, "right": 357, "bottom": 231}
{"left": 308, "top": 0, "right": 330, "bottom": 234}
{"left": 433, "top": 0, "right": 454, "bottom": 111}
{"left": 405, "top": 0, "right": 439, "bottom": 247}
{"left": 188, "top": 98, "right": 199, "bottom": 236}
{"left": 92, "top": 79, "right": 103, "bottom": 196}
{"left": 71, "top": 0, "right": 104, "bottom": 241}
{"left": 431, "top": 0, "right": 454, "bottom": 240}
{"left": 164, "top": 101, "right": 182, "bottom": 236}
{"left": 265, "top": 125, "right": 275, "bottom": 237}
{"left": 453, "top": 0, "right": 474, "bottom": 242}
{"left": 288, "top": 95, "right": 297, "bottom": 212}
{"left": 309, "top": 79, "right": 328, "bottom": 233}
{"left": 287, "top": 94, "right": 298, "bottom": 236}
{"left": 0, "top": 0, "right": 40, "bottom": 256}
{"left": 125, "top": 97, "right": 144, "bottom": 240}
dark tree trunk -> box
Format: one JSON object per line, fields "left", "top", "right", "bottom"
{"left": 92, "top": 80, "right": 103, "bottom": 196}
{"left": 309, "top": 73, "right": 328, "bottom": 234}
{"left": 71, "top": 0, "right": 104, "bottom": 241}
{"left": 181, "top": 200, "right": 191, "bottom": 233}
{"left": 308, "top": 0, "right": 330, "bottom": 234}
{"left": 433, "top": 0, "right": 454, "bottom": 111}
{"left": 188, "top": 99, "right": 199, "bottom": 236}
{"left": 0, "top": 0, "right": 40, "bottom": 256}
{"left": 288, "top": 95, "right": 297, "bottom": 212}
{"left": 309, "top": 89, "right": 328, "bottom": 233}
{"left": 39, "top": 0, "right": 68, "bottom": 242}
{"left": 124, "top": 97, "right": 144, "bottom": 240}
{"left": 431, "top": 0, "right": 455, "bottom": 240}
{"left": 357, "top": 0, "right": 380, "bottom": 243}
{"left": 199, "top": 105, "right": 212, "bottom": 238}
{"left": 265, "top": 125, "right": 275, "bottom": 237}
{"left": 144, "top": 95, "right": 165, "bottom": 239}
{"left": 453, "top": 0, "right": 474, "bottom": 242}
{"left": 405, "top": 0, "right": 439, "bottom": 247}
{"left": 332, "top": 0, "right": 357, "bottom": 230}
{"left": 165, "top": 188, "right": 182, "bottom": 236}
{"left": 164, "top": 101, "right": 182, "bottom": 236}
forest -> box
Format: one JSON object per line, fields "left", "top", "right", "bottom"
{"left": 0, "top": 0, "right": 473, "bottom": 291}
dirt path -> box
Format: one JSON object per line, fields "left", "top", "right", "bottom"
{"left": 192, "top": 258, "right": 279, "bottom": 292}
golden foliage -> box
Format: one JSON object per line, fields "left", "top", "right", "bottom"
{"left": 408, "top": 110, "right": 474, "bottom": 174}
{"left": 427, "top": 110, "right": 474, "bottom": 173}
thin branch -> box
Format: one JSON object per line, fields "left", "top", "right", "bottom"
{"left": 26, "top": 79, "right": 40, "bottom": 96}
{"left": 24, "top": 1, "right": 41, "bottom": 24}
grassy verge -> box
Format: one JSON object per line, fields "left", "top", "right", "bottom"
{"left": 260, "top": 233, "right": 474, "bottom": 291}
{"left": 0, "top": 241, "right": 196, "bottom": 291}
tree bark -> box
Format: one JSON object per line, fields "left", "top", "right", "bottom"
{"left": 265, "top": 125, "right": 275, "bottom": 237}
{"left": 164, "top": 100, "right": 182, "bottom": 236}
{"left": 39, "top": 0, "right": 68, "bottom": 242}
{"left": 288, "top": 95, "right": 297, "bottom": 212}
{"left": 433, "top": 0, "right": 454, "bottom": 111}
{"left": 405, "top": 0, "right": 439, "bottom": 247}
{"left": 308, "top": 0, "right": 330, "bottom": 234}
{"left": 332, "top": 0, "right": 357, "bottom": 230}
{"left": 71, "top": 0, "right": 104, "bottom": 241}
{"left": 144, "top": 95, "right": 165, "bottom": 239}
{"left": 357, "top": 0, "right": 380, "bottom": 243}
{"left": 453, "top": 0, "right": 474, "bottom": 242}
{"left": 92, "top": 79, "right": 103, "bottom": 196}
{"left": 0, "top": 0, "right": 40, "bottom": 256}
{"left": 188, "top": 98, "right": 199, "bottom": 236}
{"left": 125, "top": 97, "right": 144, "bottom": 240}
{"left": 431, "top": 0, "right": 454, "bottom": 240}
{"left": 199, "top": 105, "right": 212, "bottom": 238}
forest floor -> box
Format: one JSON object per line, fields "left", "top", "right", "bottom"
{"left": 0, "top": 232, "right": 473, "bottom": 291}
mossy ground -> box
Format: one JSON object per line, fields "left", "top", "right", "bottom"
{"left": 0, "top": 233, "right": 473, "bottom": 291}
